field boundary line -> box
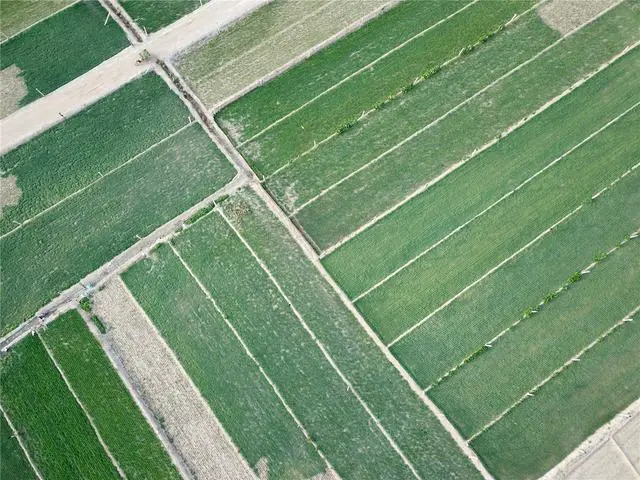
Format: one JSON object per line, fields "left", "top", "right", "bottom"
{"left": 167, "top": 242, "right": 340, "bottom": 478}
{"left": 352, "top": 100, "right": 640, "bottom": 302}
{"left": 194, "top": 0, "right": 342, "bottom": 86}
{"left": 38, "top": 332, "right": 128, "bottom": 479}
{"left": 218, "top": 208, "right": 422, "bottom": 480}
{"left": 0, "top": 404, "right": 44, "bottom": 480}
{"left": 0, "top": 0, "right": 82, "bottom": 45}
{"left": 76, "top": 306, "right": 197, "bottom": 480}
{"left": 266, "top": 0, "right": 547, "bottom": 181}
{"left": 320, "top": 34, "right": 638, "bottom": 257}
{"left": 1, "top": 121, "right": 194, "bottom": 240}
{"left": 249, "top": 183, "right": 494, "bottom": 480}
{"left": 236, "top": 0, "right": 481, "bottom": 147}
{"left": 467, "top": 304, "right": 640, "bottom": 443}
{"left": 427, "top": 224, "right": 640, "bottom": 391}
{"left": 387, "top": 205, "right": 584, "bottom": 348}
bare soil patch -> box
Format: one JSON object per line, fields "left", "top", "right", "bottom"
{"left": 538, "top": 0, "right": 620, "bottom": 35}
{"left": 0, "top": 65, "right": 27, "bottom": 118}
{"left": 0, "top": 175, "right": 22, "bottom": 216}
{"left": 93, "top": 278, "right": 256, "bottom": 480}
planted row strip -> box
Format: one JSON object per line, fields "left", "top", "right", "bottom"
{"left": 0, "top": 404, "right": 42, "bottom": 480}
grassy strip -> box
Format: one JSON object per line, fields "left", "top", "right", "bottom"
{"left": 41, "top": 310, "right": 180, "bottom": 479}
{"left": 323, "top": 44, "right": 640, "bottom": 297}
{"left": 122, "top": 243, "right": 326, "bottom": 479}
{"left": 296, "top": 2, "right": 640, "bottom": 250}
{"left": 172, "top": 210, "right": 416, "bottom": 479}
{"left": 228, "top": 0, "right": 535, "bottom": 176}
{"left": 120, "top": 0, "right": 208, "bottom": 32}
{"left": 0, "top": 0, "right": 72, "bottom": 38}
{"left": 0, "top": 73, "right": 190, "bottom": 235}
{"left": 0, "top": 335, "right": 119, "bottom": 479}
{"left": 470, "top": 314, "right": 640, "bottom": 480}
{"left": 429, "top": 236, "right": 640, "bottom": 437}
{"left": 0, "top": 0, "right": 128, "bottom": 110}
{"left": 218, "top": 188, "right": 482, "bottom": 479}
{"left": 184, "top": 203, "right": 215, "bottom": 225}
{"left": 90, "top": 314, "right": 107, "bottom": 334}
{"left": 0, "top": 414, "right": 37, "bottom": 480}
{"left": 0, "top": 123, "right": 235, "bottom": 333}
{"left": 392, "top": 167, "right": 640, "bottom": 388}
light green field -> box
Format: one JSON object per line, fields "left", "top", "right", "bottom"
{"left": 471, "top": 315, "right": 640, "bottom": 480}
{"left": 0, "top": 0, "right": 72, "bottom": 39}
{"left": 0, "top": 0, "right": 129, "bottom": 115}
{"left": 218, "top": 188, "right": 481, "bottom": 479}
{"left": 294, "top": 1, "right": 640, "bottom": 250}
{"left": 0, "top": 335, "right": 118, "bottom": 479}
{"left": 1, "top": 119, "right": 235, "bottom": 334}
{"left": 41, "top": 310, "right": 180, "bottom": 479}
{"left": 357, "top": 105, "right": 639, "bottom": 342}
{"left": 170, "top": 208, "right": 415, "bottom": 479}
{"left": 392, "top": 168, "right": 640, "bottom": 388}
{"left": 430, "top": 237, "right": 640, "bottom": 438}
{"left": 123, "top": 243, "right": 326, "bottom": 480}
{"left": 323, "top": 45, "right": 640, "bottom": 298}
{"left": 0, "top": 413, "right": 36, "bottom": 480}
{"left": 121, "top": 0, "right": 208, "bottom": 32}
{"left": 267, "top": 10, "right": 560, "bottom": 213}
{"left": 180, "top": 0, "right": 391, "bottom": 109}
{"left": 217, "top": 0, "right": 535, "bottom": 175}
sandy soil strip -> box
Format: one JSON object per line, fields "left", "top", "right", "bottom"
{"left": 237, "top": 0, "right": 481, "bottom": 147}
{"left": 0, "top": 0, "right": 81, "bottom": 45}
{"left": 538, "top": 0, "right": 621, "bottom": 35}
{"left": 0, "top": 122, "right": 193, "bottom": 240}
{"left": 468, "top": 304, "right": 640, "bottom": 443}
{"left": 352, "top": 100, "right": 640, "bottom": 303}
{"left": 38, "top": 333, "right": 127, "bottom": 478}
{"left": 168, "top": 242, "right": 338, "bottom": 478}
{"left": 0, "top": 404, "right": 44, "bottom": 480}
{"left": 218, "top": 209, "right": 422, "bottom": 480}
{"left": 319, "top": 31, "right": 635, "bottom": 257}
{"left": 92, "top": 278, "right": 256, "bottom": 480}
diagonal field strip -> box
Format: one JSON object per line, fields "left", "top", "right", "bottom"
{"left": 386, "top": 162, "right": 640, "bottom": 348}
{"left": 218, "top": 208, "right": 423, "bottom": 480}
{"left": 167, "top": 242, "right": 339, "bottom": 478}
{"left": 294, "top": 0, "right": 628, "bottom": 220}
{"left": 352, "top": 99, "right": 640, "bottom": 303}
{"left": 265, "top": 0, "right": 547, "bottom": 181}
{"left": 0, "top": 121, "right": 194, "bottom": 240}
{"left": 426, "top": 226, "right": 640, "bottom": 392}
{"left": 0, "top": 0, "right": 81, "bottom": 45}
{"left": 0, "top": 404, "right": 44, "bottom": 480}
{"left": 467, "top": 304, "right": 640, "bottom": 443}
{"left": 236, "top": 0, "right": 481, "bottom": 148}
{"left": 37, "top": 333, "right": 127, "bottom": 479}
{"left": 319, "top": 36, "right": 637, "bottom": 258}
{"left": 194, "top": 0, "right": 342, "bottom": 86}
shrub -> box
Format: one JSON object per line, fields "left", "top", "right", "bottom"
{"left": 91, "top": 315, "right": 107, "bottom": 334}
{"left": 79, "top": 297, "right": 92, "bottom": 312}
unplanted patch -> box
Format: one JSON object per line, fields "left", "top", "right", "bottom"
{"left": 0, "top": 65, "right": 27, "bottom": 117}
{"left": 538, "top": 0, "right": 620, "bottom": 35}
{"left": 0, "top": 175, "right": 22, "bottom": 216}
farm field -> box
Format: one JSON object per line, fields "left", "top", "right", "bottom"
{"left": 178, "top": 0, "right": 395, "bottom": 110}
{"left": 0, "top": 0, "right": 129, "bottom": 117}
{"left": 0, "top": 412, "right": 36, "bottom": 480}
{"left": 41, "top": 310, "right": 180, "bottom": 479}
{"left": 0, "top": 72, "right": 236, "bottom": 333}
{"left": 0, "top": 0, "right": 72, "bottom": 39}
{"left": 120, "top": 0, "right": 209, "bottom": 32}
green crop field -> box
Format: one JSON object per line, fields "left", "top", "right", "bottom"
{"left": 0, "top": 0, "right": 72, "bottom": 39}
{"left": 0, "top": 73, "right": 235, "bottom": 333}
{"left": 0, "top": 413, "right": 36, "bottom": 480}
{"left": 41, "top": 310, "right": 180, "bottom": 479}
{"left": 0, "top": 335, "right": 119, "bottom": 479}
{"left": 121, "top": 0, "right": 208, "bottom": 32}
{"left": 0, "top": 0, "right": 128, "bottom": 115}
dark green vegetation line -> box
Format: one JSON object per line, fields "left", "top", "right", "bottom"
{"left": 41, "top": 310, "right": 181, "bottom": 479}
{"left": 0, "top": 0, "right": 129, "bottom": 113}
{"left": 0, "top": 336, "right": 119, "bottom": 479}
{"left": 0, "top": 413, "right": 37, "bottom": 480}
{"left": 120, "top": 0, "right": 209, "bottom": 33}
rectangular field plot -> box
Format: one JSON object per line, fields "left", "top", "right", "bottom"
{"left": 0, "top": 72, "right": 236, "bottom": 334}
{"left": 178, "top": 0, "right": 391, "bottom": 110}
{"left": 0, "top": 0, "right": 72, "bottom": 39}
{"left": 40, "top": 310, "right": 180, "bottom": 479}
{"left": 120, "top": 0, "right": 208, "bottom": 32}
{"left": 470, "top": 313, "right": 640, "bottom": 480}
{"left": 0, "top": 0, "right": 129, "bottom": 117}
{"left": 218, "top": 0, "right": 536, "bottom": 177}
{"left": 0, "top": 413, "right": 36, "bottom": 480}
{"left": 0, "top": 335, "right": 119, "bottom": 479}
